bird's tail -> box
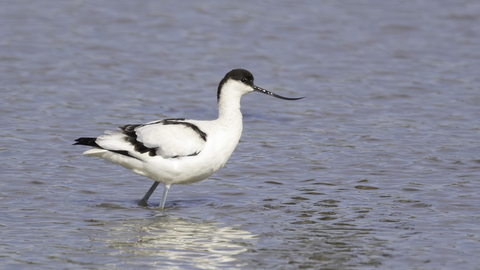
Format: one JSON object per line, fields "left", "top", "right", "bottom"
{"left": 73, "top": 137, "right": 100, "bottom": 147}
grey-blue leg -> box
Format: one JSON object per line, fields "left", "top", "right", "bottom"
{"left": 159, "top": 184, "right": 171, "bottom": 211}
{"left": 138, "top": 181, "right": 160, "bottom": 206}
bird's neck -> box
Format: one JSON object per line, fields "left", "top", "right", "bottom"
{"left": 217, "top": 92, "right": 243, "bottom": 126}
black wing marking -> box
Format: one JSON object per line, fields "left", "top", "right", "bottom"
{"left": 162, "top": 119, "right": 207, "bottom": 141}
{"left": 74, "top": 137, "right": 141, "bottom": 160}
{"left": 120, "top": 119, "right": 207, "bottom": 158}
{"left": 74, "top": 118, "right": 206, "bottom": 159}
{"left": 119, "top": 124, "right": 158, "bottom": 157}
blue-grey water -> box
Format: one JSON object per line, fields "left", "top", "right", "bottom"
{"left": 1, "top": 1, "right": 480, "bottom": 269}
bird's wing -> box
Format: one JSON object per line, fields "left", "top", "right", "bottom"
{"left": 103, "top": 119, "right": 207, "bottom": 159}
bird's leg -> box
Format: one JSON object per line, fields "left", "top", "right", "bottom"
{"left": 138, "top": 181, "right": 160, "bottom": 206}
{"left": 159, "top": 184, "right": 171, "bottom": 211}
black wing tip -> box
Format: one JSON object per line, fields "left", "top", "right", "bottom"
{"left": 74, "top": 137, "right": 142, "bottom": 160}
{"left": 73, "top": 137, "right": 99, "bottom": 147}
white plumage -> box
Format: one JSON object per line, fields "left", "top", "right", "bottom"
{"left": 74, "top": 69, "right": 302, "bottom": 210}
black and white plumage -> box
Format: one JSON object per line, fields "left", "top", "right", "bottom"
{"left": 74, "top": 69, "right": 303, "bottom": 210}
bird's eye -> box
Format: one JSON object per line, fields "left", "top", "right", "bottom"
{"left": 241, "top": 78, "right": 247, "bottom": 83}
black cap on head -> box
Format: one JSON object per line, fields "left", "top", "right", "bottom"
{"left": 217, "top": 69, "right": 254, "bottom": 100}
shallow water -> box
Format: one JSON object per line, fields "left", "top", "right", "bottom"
{"left": 1, "top": 0, "right": 480, "bottom": 269}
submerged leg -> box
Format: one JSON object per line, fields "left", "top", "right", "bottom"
{"left": 138, "top": 181, "right": 160, "bottom": 206}
{"left": 159, "top": 184, "right": 171, "bottom": 211}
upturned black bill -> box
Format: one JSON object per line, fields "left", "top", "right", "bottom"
{"left": 254, "top": 86, "right": 304, "bottom": 100}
